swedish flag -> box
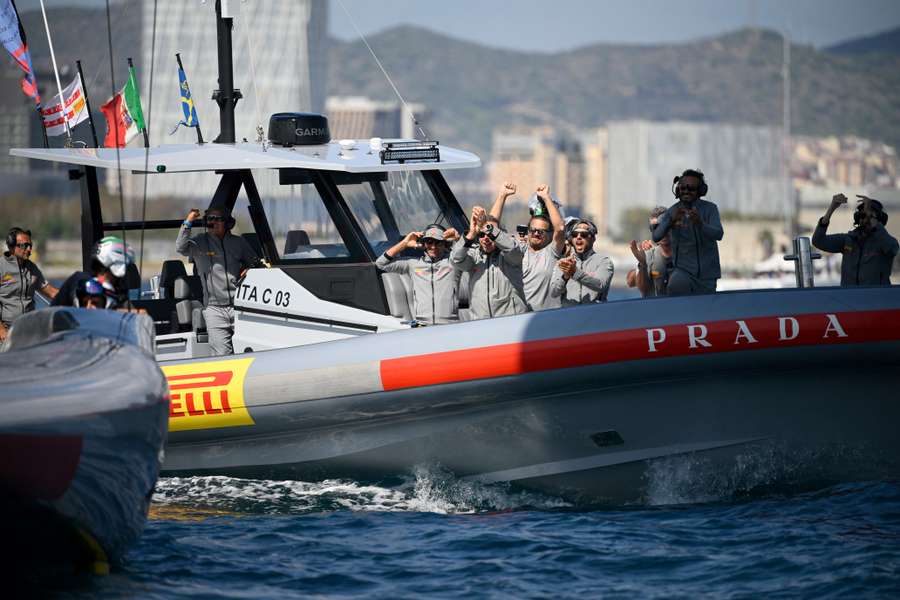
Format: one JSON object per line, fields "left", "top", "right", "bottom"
{"left": 171, "top": 64, "right": 200, "bottom": 134}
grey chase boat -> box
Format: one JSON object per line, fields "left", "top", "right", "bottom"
{"left": 10, "top": 5, "right": 900, "bottom": 504}
{"left": 0, "top": 308, "right": 168, "bottom": 573}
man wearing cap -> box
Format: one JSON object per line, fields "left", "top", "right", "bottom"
{"left": 375, "top": 224, "right": 461, "bottom": 325}
{"left": 488, "top": 182, "right": 566, "bottom": 311}
{"left": 812, "top": 193, "right": 898, "bottom": 286}
{"left": 451, "top": 205, "right": 528, "bottom": 319}
{"left": 0, "top": 227, "right": 58, "bottom": 341}
{"left": 551, "top": 219, "right": 614, "bottom": 306}
{"left": 176, "top": 206, "right": 260, "bottom": 355}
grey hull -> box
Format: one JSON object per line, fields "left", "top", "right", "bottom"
{"left": 0, "top": 309, "right": 169, "bottom": 569}
{"left": 163, "top": 286, "right": 900, "bottom": 503}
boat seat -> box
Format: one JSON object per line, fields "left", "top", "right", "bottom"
{"left": 159, "top": 260, "right": 188, "bottom": 300}
{"left": 173, "top": 277, "right": 208, "bottom": 338}
{"left": 381, "top": 272, "right": 413, "bottom": 322}
{"left": 457, "top": 271, "right": 472, "bottom": 322}
{"left": 284, "top": 229, "right": 311, "bottom": 255}
{"left": 125, "top": 262, "right": 142, "bottom": 300}
{"left": 242, "top": 233, "right": 264, "bottom": 258}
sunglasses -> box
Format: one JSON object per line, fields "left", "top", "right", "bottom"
{"left": 679, "top": 185, "right": 699, "bottom": 192}
{"left": 529, "top": 227, "right": 550, "bottom": 235}
{"left": 571, "top": 231, "right": 592, "bottom": 239}
{"left": 422, "top": 238, "right": 443, "bottom": 245}
{"left": 206, "top": 215, "right": 226, "bottom": 223}
{"left": 15, "top": 242, "right": 33, "bottom": 249}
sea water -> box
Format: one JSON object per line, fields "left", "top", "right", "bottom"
{"left": 30, "top": 460, "right": 900, "bottom": 599}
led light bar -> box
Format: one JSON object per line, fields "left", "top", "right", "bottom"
{"left": 380, "top": 141, "right": 440, "bottom": 164}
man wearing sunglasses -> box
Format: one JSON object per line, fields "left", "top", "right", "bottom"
{"left": 176, "top": 206, "right": 260, "bottom": 355}
{"left": 651, "top": 169, "right": 724, "bottom": 295}
{"left": 0, "top": 227, "right": 58, "bottom": 341}
{"left": 628, "top": 206, "right": 674, "bottom": 297}
{"left": 376, "top": 224, "right": 461, "bottom": 325}
{"left": 451, "top": 205, "right": 528, "bottom": 319}
{"left": 551, "top": 219, "right": 613, "bottom": 305}
{"left": 488, "top": 182, "right": 566, "bottom": 311}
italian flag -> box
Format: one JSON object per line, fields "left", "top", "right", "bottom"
{"left": 100, "top": 65, "right": 146, "bottom": 147}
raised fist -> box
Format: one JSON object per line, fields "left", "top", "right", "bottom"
{"left": 536, "top": 184, "right": 551, "bottom": 199}
{"left": 500, "top": 182, "right": 517, "bottom": 197}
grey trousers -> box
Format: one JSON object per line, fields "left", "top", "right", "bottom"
{"left": 203, "top": 305, "right": 235, "bottom": 356}
{"left": 667, "top": 269, "right": 717, "bottom": 296}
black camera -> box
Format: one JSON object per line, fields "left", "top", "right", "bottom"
{"left": 516, "top": 225, "right": 528, "bottom": 236}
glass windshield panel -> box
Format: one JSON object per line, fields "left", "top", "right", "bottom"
{"left": 386, "top": 171, "right": 446, "bottom": 236}
{"left": 339, "top": 183, "right": 390, "bottom": 256}
{"left": 264, "top": 182, "right": 349, "bottom": 260}
{"left": 339, "top": 171, "right": 446, "bottom": 255}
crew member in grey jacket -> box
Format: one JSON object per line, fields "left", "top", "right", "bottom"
{"left": 0, "top": 227, "right": 58, "bottom": 341}
{"left": 375, "top": 224, "right": 462, "bottom": 325}
{"left": 550, "top": 219, "right": 614, "bottom": 305}
{"left": 489, "top": 182, "right": 566, "bottom": 311}
{"left": 652, "top": 169, "right": 724, "bottom": 295}
{"left": 176, "top": 207, "right": 259, "bottom": 355}
{"left": 812, "top": 193, "right": 898, "bottom": 286}
{"left": 450, "top": 205, "right": 528, "bottom": 319}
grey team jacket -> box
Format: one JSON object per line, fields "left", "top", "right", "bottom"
{"left": 652, "top": 199, "right": 723, "bottom": 280}
{"left": 450, "top": 230, "right": 529, "bottom": 319}
{"left": 519, "top": 242, "right": 563, "bottom": 311}
{"left": 175, "top": 226, "right": 258, "bottom": 306}
{"left": 812, "top": 220, "right": 899, "bottom": 286}
{"left": 375, "top": 253, "right": 461, "bottom": 325}
{"left": 550, "top": 248, "right": 614, "bottom": 305}
{"left": 0, "top": 252, "right": 47, "bottom": 327}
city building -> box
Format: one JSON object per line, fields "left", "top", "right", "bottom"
{"left": 112, "top": 0, "right": 328, "bottom": 223}
{"left": 489, "top": 126, "right": 585, "bottom": 218}
{"left": 325, "top": 96, "right": 426, "bottom": 141}
{"left": 606, "top": 120, "right": 784, "bottom": 238}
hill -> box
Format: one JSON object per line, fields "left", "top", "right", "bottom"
{"left": 826, "top": 26, "right": 900, "bottom": 56}
{"left": 328, "top": 26, "right": 900, "bottom": 156}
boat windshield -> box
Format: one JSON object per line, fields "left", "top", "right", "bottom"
{"left": 338, "top": 171, "right": 448, "bottom": 256}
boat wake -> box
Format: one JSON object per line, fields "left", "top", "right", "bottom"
{"left": 151, "top": 464, "right": 572, "bottom": 517}
{"left": 643, "top": 442, "right": 896, "bottom": 506}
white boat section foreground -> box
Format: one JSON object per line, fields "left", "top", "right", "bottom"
{"left": 10, "top": 141, "right": 481, "bottom": 174}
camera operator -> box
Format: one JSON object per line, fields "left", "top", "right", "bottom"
{"left": 651, "top": 169, "right": 723, "bottom": 295}
{"left": 812, "top": 193, "right": 898, "bottom": 286}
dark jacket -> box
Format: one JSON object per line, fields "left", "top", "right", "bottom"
{"left": 652, "top": 199, "right": 723, "bottom": 280}
{"left": 812, "top": 219, "right": 898, "bottom": 286}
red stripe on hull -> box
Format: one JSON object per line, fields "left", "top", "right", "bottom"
{"left": 380, "top": 309, "right": 900, "bottom": 391}
{"left": 0, "top": 434, "right": 83, "bottom": 500}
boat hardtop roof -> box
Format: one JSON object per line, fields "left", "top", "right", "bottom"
{"left": 9, "top": 138, "right": 481, "bottom": 174}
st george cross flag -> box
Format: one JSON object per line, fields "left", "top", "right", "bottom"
{"left": 101, "top": 64, "right": 146, "bottom": 147}
{"left": 40, "top": 74, "right": 88, "bottom": 136}
{"left": 0, "top": 0, "right": 40, "bottom": 104}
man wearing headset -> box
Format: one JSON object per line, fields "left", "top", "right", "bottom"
{"left": 176, "top": 206, "right": 259, "bottom": 355}
{"left": 450, "top": 205, "right": 528, "bottom": 319}
{"left": 0, "top": 227, "right": 58, "bottom": 341}
{"left": 651, "top": 169, "right": 724, "bottom": 295}
{"left": 489, "top": 182, "right": 566, "bottom": 311}
{"left": 550, "top": 219, "right": 614, "bottom": 305}
{"left": 812, "top": 193, "right": 898, "bottom": 286}
{"left": 375, "top": 224, "right": 461, "bottom": 325}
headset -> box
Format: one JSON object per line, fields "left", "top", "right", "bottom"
{"left": 672, "top": 169, "right": 709, "bottom": 199}
{"left": 204, "top": 208, "right": 236, "bottom": 230}
{"left": 6, "top": 227, "right": 31, "bottom": 250}
{"left": 853, "top": 199, "right": 888, "bottom": 227}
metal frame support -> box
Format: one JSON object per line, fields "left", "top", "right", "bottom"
{"left": 784, "top": 236, "right": 821, "bottom": 288}
{"left": 72, "top": 166, "right": 103, "bottom": 271}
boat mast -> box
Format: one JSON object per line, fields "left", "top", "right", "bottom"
{"left": 212, "top": 0, "right": 242, "bottom": 144}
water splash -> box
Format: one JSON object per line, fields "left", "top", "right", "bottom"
{"left": 151, "top": 464, "right": 570, "bottom": 517}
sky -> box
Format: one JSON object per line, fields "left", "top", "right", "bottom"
{"left": 19, "top": 0, "right": 900, "bottom": 52}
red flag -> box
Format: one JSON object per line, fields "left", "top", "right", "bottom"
{"left": 100, "top": 89, "right": 139, "bottom": 148}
